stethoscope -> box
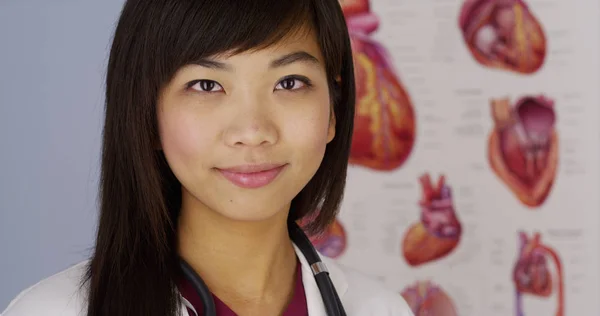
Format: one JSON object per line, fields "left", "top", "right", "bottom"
{"left": 179, "top": 221, "right": 347, "bottom": 316}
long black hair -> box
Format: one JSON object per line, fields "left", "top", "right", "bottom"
{"left": 82, "top": 0, "right": 356, "bottom": 315}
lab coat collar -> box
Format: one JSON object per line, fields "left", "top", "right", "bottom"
{"left": 293, "top": 243, "right": 348, "bottom": 316}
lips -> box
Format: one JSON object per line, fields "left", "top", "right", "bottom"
{"left": 216, "top": 163, "right": 287, "bottom": 189}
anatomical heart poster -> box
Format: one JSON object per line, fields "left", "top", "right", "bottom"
{"left": 302, "top": 0, "right": 600, "bottom": 315}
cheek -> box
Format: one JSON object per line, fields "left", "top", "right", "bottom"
{"left": 286, "top": 104, "right": 332, "bottom": 159}
{"left": 158, "top": 108, "right": 214, "bottom": 168}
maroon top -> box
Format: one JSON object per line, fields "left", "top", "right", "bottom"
{"left": 178, "top": 259, "right": 308, "bottom": 316}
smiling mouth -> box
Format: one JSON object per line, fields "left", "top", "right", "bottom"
{"left": 216, "top": 163, "right": 288, "bottom": 189}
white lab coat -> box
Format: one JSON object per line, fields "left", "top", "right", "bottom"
{"left": 1, "top": 244, "right": 415, "bottom": 316}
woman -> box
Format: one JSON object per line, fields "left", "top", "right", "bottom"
{"left": 2, "top": 0, "right": 414, "bottom": 315}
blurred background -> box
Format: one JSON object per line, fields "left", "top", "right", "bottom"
{"left": 1, "top": 0, "right": 598, "bottom": 315}
{"left": 0, "top": 0, "right": 122, "bottom": 310}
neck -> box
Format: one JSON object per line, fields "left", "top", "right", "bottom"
{"left": 177, "top": 193, "right": 298, "bottom": 312}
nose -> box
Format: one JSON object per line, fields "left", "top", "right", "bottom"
{"left": 223, "top": 96, "right": 279, "bottom": 148}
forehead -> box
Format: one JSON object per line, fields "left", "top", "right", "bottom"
{"left": 217, "top": 26, "right": 324, "bottom": 62}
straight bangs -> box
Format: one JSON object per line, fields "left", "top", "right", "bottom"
{"left": 153, "top": 1, "right": 333, "bottom": 82}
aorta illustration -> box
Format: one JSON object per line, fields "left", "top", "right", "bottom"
{"left": 513, "top": 231, "right": 564, "bottom": 316}
{"left": 487, "top": 95, "right": 558, "bottom": 207}
{"left": 340, "top": 0, "right": 416, "bottom": 171}
{"left": 402, "top": 173, "right": 462, "bottom": 267}
{"left": 458, "top": 0, "right": 547, "bottom": 74}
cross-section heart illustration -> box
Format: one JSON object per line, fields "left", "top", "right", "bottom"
{"left": 340, "top": 0, "right": 416, "bottom": 171}
{"left": 402, "top": 174, "right": 462, "bottom": 267}
{"left": 400, "top": 280, "right": 458, "bottom": 316}
{"left": 488, "top": 95, "right": 558, "bottom": 207}
{"left": 458, "top": 0, "right": 547, "bottom": 74}
{"left": 298, "top": 216, "right": 347, "bottom": 259}
{"left": 513, "top": 231, "right": 564, "bottom": 316}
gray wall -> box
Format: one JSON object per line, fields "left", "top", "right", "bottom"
{"left": 0, "top": 0, "right": 125, "bottom": 309}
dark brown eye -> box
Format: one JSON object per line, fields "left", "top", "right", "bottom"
{"left": 201, "top": 81, "right": 215, "bottom": 91}
{"left": 280, "top": 78, "right": 296, "bottom": 90}
{"left": 189, "top": 80, "right": 223, "bottom": 92}
{"left": 275, "top": 75, "right": 311, "bottom": 91}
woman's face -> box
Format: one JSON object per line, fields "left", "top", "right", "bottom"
{"left": 157, "top": 28, "right": 335, "bottom": 222}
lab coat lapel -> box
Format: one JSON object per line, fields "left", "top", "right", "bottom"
{"left": 293, "top": 244, "right": 348, "bottom": 316}
{"left": 180, "top": 296, "right": 196, "bottom": 316}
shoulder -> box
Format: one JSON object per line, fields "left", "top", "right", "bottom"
{"left": 1, "top": 261, "right": 89, "bottom": 316}
{"left": 323, "top": 258, "right": 415, "bottom": 316}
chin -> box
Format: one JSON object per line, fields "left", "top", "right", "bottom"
{"left": 216, "top": 204, "right": 287, "bottom": 223}
{"left": 202, "top": 190, "right": 292, "bottom": 222}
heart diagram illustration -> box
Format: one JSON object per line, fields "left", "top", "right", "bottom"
{"left": 401, "top": 280, "right": 459, "bottom": 316}
{"left": 458, "top": 0, "right": 547, "bottom": 74}
{"left": 513, "top": 231, "right": 564, "bottom": 316}
{"left": 402, "top": 173, "right": 462, "bottom": 267}
{"left": 298, "top": 215, "right": 347, "bottom": 259}
{"left": 487, "top": 95, "right": 558, "bottom": 207}
{"left": 308, "top": 218, "right": 348, "bottom": 259}
{"left": 340, "top": 0, "right": 416, "bottom": 171}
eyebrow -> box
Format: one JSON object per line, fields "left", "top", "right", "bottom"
{"left": 270, "top": 51, "right": 320, "bottom": 68}
{"left": 192, "top": 51, "right": 321, "bottom": 71}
